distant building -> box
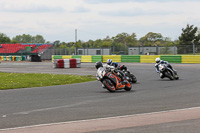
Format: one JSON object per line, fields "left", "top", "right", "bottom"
{"left": 77, "top": 48, "right": 110, "bottom": 55}
{"left": 128, "top": 46, "right": 177, "bottom": 55}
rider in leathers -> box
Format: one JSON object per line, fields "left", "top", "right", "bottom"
{"left": 155, "top": 57, "right": 175, "bottom": 78}
{"left": 106, "top": 59, "right": 127, "bottom": 84}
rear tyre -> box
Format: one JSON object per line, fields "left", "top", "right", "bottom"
{"left": 103, "top": 79, "right": 116, "bottom": 92}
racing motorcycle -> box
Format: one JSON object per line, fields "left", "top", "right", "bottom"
{"left": 96, "top": 67, "right": 132, "bottom": 92}
{"left": 118, "top": 65, "right": 137, "bottom": 83}
{"left": 120, "top": 68, "right": 137, "bottom": 83}
{"left": 158, "top": 63, "right": 179, "bottom": 80}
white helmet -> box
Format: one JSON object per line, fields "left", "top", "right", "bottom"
{"left": 107, "top": 59, "right": 112, "bottom": 65}
{"left": 155, "top": 57, "right": 160, "bottom": 63}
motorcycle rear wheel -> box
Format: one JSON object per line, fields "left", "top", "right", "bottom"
{"left": 103, "top": 79, "right": 116, "bottom": 92}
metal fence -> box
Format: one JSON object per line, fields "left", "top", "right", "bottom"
{"left": 1, "top": 45, "right": 200, "bottom": 60}
{"left": 177, "top": 45, "right": 200, "bottom": 54}
{"left": 40, "top": 45, "right": 200, "bottom": 60}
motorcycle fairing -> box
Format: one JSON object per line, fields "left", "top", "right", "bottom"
{"left": 105, "top": 72, "right": 125, "bottom": 89}
{"left": 105, "top": 72, "right": 117, "bottom": 84}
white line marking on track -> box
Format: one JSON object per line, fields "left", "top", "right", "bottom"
{"left": 1, "top": 106, "right": 200, "bottom": 131}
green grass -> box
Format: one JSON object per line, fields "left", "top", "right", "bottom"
{"left": 0, "top": 72, "right": 96, "bottom": 90}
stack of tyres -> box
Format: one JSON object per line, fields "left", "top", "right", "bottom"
{"left": 16, "top": 56, "right": 21, "bottom": 61}
{"left": 3, "top": 56, "right": 6, "bottom": 61}
{"left": 53, "top": 58, "right": 81, "bottom": 68}
{"left": 70, "top": 59, "right": 77, "bottom": 68}
{"left": 57, "top": 59, "right": 64, "bottom": 68}
{"left": 9, "top": 56, "right": 12, "bottom": 61}
{"left": 76, "top": 58, "right": 81, "bottom": 68}
{"left": 12, "top": 56, "right": 16, "bottom": 61}
{"left": 64, "top": 59, "right": 70, "bottom": 68}
{"left": 0, "top": 56, "right": 3, "bottom": 61}
{"left": 53, "top": 59, "right": 58, "bottom": 68}
{"left": 6, "top": 56, "right": 9, "bottom": 61}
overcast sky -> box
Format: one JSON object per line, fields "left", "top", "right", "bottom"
{"left": 0, "top": 0, "right": 199, "bottom": 42}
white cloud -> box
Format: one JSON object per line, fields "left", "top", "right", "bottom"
{"left": 0, "top": 0, "right": 200, "bottom": 42}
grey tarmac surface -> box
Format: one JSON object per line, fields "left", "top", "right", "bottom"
{"left": 0, "top": 61, "right": 200, "bottom": 132}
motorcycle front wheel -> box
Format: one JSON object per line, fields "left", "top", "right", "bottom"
{"left": 124, "top": 80, "right": 132, "bottom": 91}
{"left": 131, "top": 75, "right": 137, "bottom": 83}
{"left": 103, "top": 79, "right": 116, "bottom": 92}
{"left": 165, "top": 71, "right": 174, "bottom": 80}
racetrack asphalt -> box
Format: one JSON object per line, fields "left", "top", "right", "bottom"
{"left": 0, "top": 61, "right": 200, "bottom": 133}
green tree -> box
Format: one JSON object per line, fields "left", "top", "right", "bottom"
{"left": 12, "top": 34, "right": 32, "bottom": 43}
{"left": 12, "top": 34, "right": 45, "bottom": 43}
{"left": 32, "top": 35, "right": 45, "bottom": 43}
{"left": 0, "top": 33, "right": 11, "bottom": 43}
{"left": 139, "top": 32, "right": 163, "bottom": 46}
{"left": 112, "top": 32, "right": 137, "bottom": 46}
{"left": 179, "top": 24, "right": 200, "bottom": 45}
{"left": 111, "top": 32, "right": 137, "bottom": 54}
{"left": 94, "top": 39, "right": 103, "bottom": 48}
{"left": 53, "top": 40, "right": 60, "bottom": 48}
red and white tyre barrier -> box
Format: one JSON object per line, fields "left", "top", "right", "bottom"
{"left": 53, "top": 58, "right": 81, "bottom": 68}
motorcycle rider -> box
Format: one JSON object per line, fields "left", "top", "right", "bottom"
{"left": 107, "top": 59, "right": 127, "bottom": 71}
{"left": 107, "top": 59, "right": 120, "bottom": 68}
{"left": 155, "top": 57, "right": 175, "bottom": 73}
{"left": 106, "top": 59, "right": 127, "bottom": 84}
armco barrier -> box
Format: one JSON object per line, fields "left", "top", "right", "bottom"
{"left": 140, "top": 55, "right": 160, "bottom": 63}
{"left": 81, "top": 55, "right": 92, "bottom": 62}
{"left": 103, "top": 55, "right": 121, "bottom": 63}
{"left": 121, "top": 55, "right": 140, "bottom": 63}
{"left": 92, "top": 55, "right": 102, "bottom": 62}
{"left": 51, "top": 55, "right": 200, "bottom": 64}
{"left": 72, "top": 55, "right": 81, "bottom": 59}
{"left": 160, "top": 55, "right": 182, "bottom": 63}
{"left": 62, "top": 55, "right": 72, "bottom": 59}
{"left": 53, "top": 55, "right": 63, "bottom": 59}
{"left": 181, "top": 55, "right": 200, "bottom": 63}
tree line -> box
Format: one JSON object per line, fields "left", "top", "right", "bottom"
{"left": 1, "top": 24, "right": 200, "bottom": 50}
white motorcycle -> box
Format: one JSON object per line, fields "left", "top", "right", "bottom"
{"left": 158, "top": 63, "right": 179, "bottom": 80}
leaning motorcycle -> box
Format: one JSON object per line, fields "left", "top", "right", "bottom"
{"left": 96, "top": 67, "right": 132, "bottom": 92}
{"left": 118, "top": 65, "right": 137, "bottom": 83}
{"left": 158, "top": 63, "right": 179, "bottom": 80}
{"left": 121, "top": 69, "right": 137, "bottom": 83}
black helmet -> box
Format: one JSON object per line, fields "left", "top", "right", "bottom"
{"left": 95, "top": 61, "right": 103, "bottom": 69}
{"left": 120, "top": 65, "right": 127, "bottom": 71}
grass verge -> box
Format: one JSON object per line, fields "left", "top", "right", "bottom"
{"left": 0, "top": 72, "right": 96, "bottom": 90}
